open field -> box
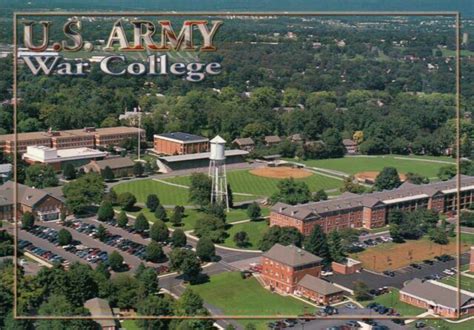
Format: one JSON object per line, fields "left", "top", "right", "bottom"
{"left": 166, "top": 169, "right": 343, "bottom": 198}
{"left": 190, "top": 272, "right": 315, "bottom": 330}
{"left": 415, "top": 319, "right": 474, "bottom": 330}
{"left": 222, "top": 219, "right": 269, "bottom": 249}
{"left": 287, "top": 155, "right": 454, "bottom": 179}
{"left": 350, "top": 235, "right": 474, "bottom": 272}
{"left": 361, "top": 288, "right": 425, "bottom": 316}
{"left": 249, "top": 167, "right": 313, "bottom": 179}
{"left": 113, "top": 179, "right": 190, "bottom": 205}
{"left": 121, "top": 320, "right": 140, "bottom": 330}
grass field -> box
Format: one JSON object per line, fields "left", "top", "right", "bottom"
{"left": 118, "top": 205, "right": 258, "bottom": 231}
{"left": 190, "top": 272, "right": 315, "bottom": 330}
{"left": 440, "top": 274, "right": 474, "bottom": 292}
{"left": 361, "top": 288, "right": 425, "bottom": 316}
{"left": 113, "top": 179, "right": 190, "bottom": 205}
{"left": 287, "top": 155, "right": 453, "bottom": 179}
{"left": 350, "top": 234, "right": 474, "bottom": 272}
{"left": 166, "top": 169, "right": 343, "bottom": 198}
{"left": 414, "top": 318, "right": 474, "bottom": 330}
{"left": 222, "top": 219, "right": 269, "bottom": 249}
{"left": 121, "top": 320, "right": 140, "bottom": 330}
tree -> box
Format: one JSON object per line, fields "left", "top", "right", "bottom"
{"left": 233, "top": 231, "right": 250, "bottom": 247}
{"left": 105, "top": 189, "right": 118, "bottom": 205}
{"left": 171, "top": 229, "right": 187, "bottom": 248}
{"left": 117, "top": 211, "right": 128, "bottom": 228}
{"left": 328, "top": 231, "right": 346, "bottom": 263}
{"left": 247, "top": 202, "right": 262, "bottom": 221}
{"left": 136, "top": 296, "right": 173, "bottom": 330}
{"left": 146, "top": 194, "right": 160, "bottom": 212}
{"left": 374, "top": 167, "right": 402, "bottom": 191}
{"left": 353, "top": 280, "right": 371, "bottom": 301}
{"left": 117, "top": 192, "right": 137, "bottom": 211}
{"left": 133, "top": 162, "right": 144, "bottom": 177}
{"left": 146, "top": 241, "right": 165, "bottom": 262}
{"left": 189, "top": 173, "right": 211, "bottom": 208}
{"left": 169, "top": 249, "right": 202, "bottom": 282}
{"left": 269, "top": 178, "right": 311, "bottom": 205}
{"left": 57, "top": 229, "right": 72, "bottom": 246}
{"left": 100, "top": 167, "right": 114, "bottom": 182}
{"left": 438, "top": 165, "right": 456, "bottom": 181}
{"left": 406, "top": 172, "right": 429, "bottom": 185}
{"left": 196, "top": 237, "right": 215, "bottom": 261}
{"left": 259, "top": 226, "right": 303, "bottom": 251}
{"left": 25, "top": 164, "right": 58, "bottom": 188}
{"left": 245, "top": 324, "right": 257, "bottom": 330}
{"left": 97, "top": 200, "right": 114, "bottom": 222}
{"left": 304, "top": 225, "right": 331, "bottom": 266}
{"left": 109, "top": 251, "right": 124, "bottom": 272}
{"left": 62, "top": 163, "right": 76, "bottom": 180}
{"left": 150, "top": 220, "right": 169, "bottom": 242}
{"left": 170, "top": 206, "right": 183, "bottom": 227}
{"left": 194, "top": 215, "right": 226, "bottom": 242}
{"left": 176, "top": 288, "right": 206, "bottom": 315}
{"left": 205, "top": 203, "right": 227, "bottom": 222}
{"left": 313, "top": 189, "right": 328, "bottom": 201}
{"left": 154, "top": 205, "right": 168, "bottom": 222}
{"left": 63, "top": 173, "right": 105, "bottom": 215}
{"left": 21, "top": 212, "right": 34, "bottom": 230}
{"left": 96, "top": 224, "right": 107, "bottom": 242}
{"left": 340, "top": 175, "right": 365, "bottom": 194}
{"left": 429, "top": 227, "right": 449, "bottom": 245}
{"left": 227, "top": 184, "right": 234, "bottom": 208}
{"left": 134, "top": 213, "right": 150, "bottom": 233}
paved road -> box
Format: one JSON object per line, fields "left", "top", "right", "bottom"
{"left": 326, "top": 253, "right": 470, "bottom": 291}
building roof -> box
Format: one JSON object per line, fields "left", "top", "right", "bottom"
{"left": 89, "top": 157, "right": 135, "bottom": 170}
{"left": 154, "top": 132, "right": 209, "bottom": 144}
{"left": 298, "top": 274, "right": 343, "bottom": 295}
{"left": 400, "top": 278, "right": 474, "bottom": 309}
{"left": 23, "top": 146, "right": 108, "bottom": 163}
{"left": 263, "top": 244, "right": 322, "bottom": 267}
{"left": 343, "top": 139, "right": 357, "bottom": 146}
{"left": 0, "top": 181, "right": 58, "bottom": 208}
{"left": 0, "top": 164, "right": 12, "bottom": 174}
{"left": 159, "top": 149, "right": 248, "bottom": 163}
{"left": 84, "top": 298, "right": 116, "bottom": 328}
{"left": 210, "top": 135, "right": 226, "bottom": 144}
{"left": 95, "top": 126, "right": 144, "bottom": 135}
{"left": 233, "top": 137, "right": 255, "bottom": 146}
{"left": 265, "top": 135, "right": 282, "bottom": 143}
{"left": 271, "top": 175, "right": 474, "bottom": 221}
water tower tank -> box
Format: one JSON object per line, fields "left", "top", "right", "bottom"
{"left": 210, "top": 135, "right": 226, "bottom": 161}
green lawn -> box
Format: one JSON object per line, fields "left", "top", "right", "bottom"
{"left": 113, "top": 179, "right": 190, "bottom": 205}
{"left": 415, "top": 318, "right": 474, "bottom": 330}
{"left": 440, "top": 274, "right": 474, "bottom": 292}
{"left": 118, "top": 205, "right": 262, "bottom": 231}
{"left": 121, "top": 320, "right": 140, "bottom": 330}
{"left": 190, "top": 272, "right": 315, "bottom": 330}
{"left": 286, "top": 155, "right": 453, "bottom": 178}
{"left": 222, "top": 219, "right": 269, "bottom": 249}
{"left": 166, "top": 169, "right": 343, "bottom": 198}
{"left": 361, "top": 288, "right": 425, "bottom": 316}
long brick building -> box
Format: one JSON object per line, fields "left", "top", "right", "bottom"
{"left": 153, "top": 132, "right": 209, "bottom": 155}
{"left": 0, "top": 126, "right": 144, "bottom": 154}
{"left": 270, "top": 175, "right": 474, "bottom": 235}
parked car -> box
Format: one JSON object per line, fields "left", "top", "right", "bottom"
{"left": 383, "top": 270, "right": 395, "bottom": 277}
{"left": 345, "top": 303, "right": 357, "bottom": 309}
{"left": 410, "top": 263, "right": 422, "bottom": 269}
{"left": 423, "top": 259, "right": 434, "bottom": 265}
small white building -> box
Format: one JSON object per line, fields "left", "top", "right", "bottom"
{"left": 22, "top": 146, "right": 108, "bottom": 170}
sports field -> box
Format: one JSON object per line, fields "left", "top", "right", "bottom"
{"left": 350, "top": 235, "right": 474, "bottom": 272}
{"left": 288, "top": 155, "right": 454, "bottom": 179}
{"left": 190, "top": 272, "right": 315, "bottom": 330}
{"left": 165, "top": 169, "right": 342, "bottom": 198}
{"left": 113, "top": 179, "right": 190, "bottom": 205}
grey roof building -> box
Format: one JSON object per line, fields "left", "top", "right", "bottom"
{"left": 297, "top": 274, "right": 344, "bottom": 296}
{"left": 154, "top": 132, "right": 209, "bottom": 143}
{"left": 262, "top": 243, "right": 322, "bottom": 267}
{"left": 84, "top": 298, "right": 116, "bottom": 329}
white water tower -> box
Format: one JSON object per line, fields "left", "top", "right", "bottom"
{"left": 209, "top": 135, "right": 229, "bottom": 211}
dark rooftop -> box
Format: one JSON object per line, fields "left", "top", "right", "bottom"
{"left": 155, "top": 132, "right": 209, "bottom": 143}
{"left": 263, "top": 244, "right": 322, "bottom": 267}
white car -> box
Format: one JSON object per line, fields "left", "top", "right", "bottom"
{"left": 443, "top": 269, "right": 455, "bottom": 276}
{"left": 321, "top": 271, "right": 333, "bottom": 276}
{"left": 19, "top": 259, "right": 28, "bottom": 266}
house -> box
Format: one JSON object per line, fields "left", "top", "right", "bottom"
{"left": 84, "top": 298, "right": 117, "bottom": 330}
{"left": 261, "top": 243, "right": 322, "bottom": 294}
{"left": 22, "top": 146, "right": 108, "bottom": 171}
{"left": 83, "top": 157, "right": 135, "bottom": 177}
{"left": 232, "top": 137, "right": 255, "bottom": 151}
{"left": 153, "top": 132, "right": 209, "bottom": 155}
{"left": 470, "top": 247, "right": 474, "bottom": 273}
{"left": 295, "top": 274, "right": 344, "bottom": 305}
{"left": 342, "top": 139, "right": 358, "bottom": 154}
{"left": 264, "top": 135, "right": 282, "bottom": 147}
{"left": 400, "top": 278, "right": 474, "bottom": 317}
{"left": 289, "top": 134, "right": 304, "bottom": 143}
{"left": 0, "top": 181, "right": 66, "bottom": 221}
{"left": 270, "top": 175, "right": 474, "bottom": 235}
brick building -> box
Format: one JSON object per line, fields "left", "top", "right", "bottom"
{"left": 261, "top": 243, "right": 322, "bottom": 294}
{"left": 470, "top": 246, "right": 474, "bottom": 273}
{"left": 400, "top": 278, "right": 474, "bottom": 317}
{"left": 295, "top": 274, "right": 344, "bottom": 305}
{"left": 153, "top": 132, "right": 209, "bottom": 155}
{"left": 83, "top": 157, "right": 135, "bottom": 177}
{"left": 270, "top": 175, "right": 474, "bottom": 234}
{"left": 0, "top": 181, "right": 66, "bottom": 221}
{"left": 342, "top": 139, "right": 358, "bottom": 154}
{"left": 0, "top": 126, "right": 144, "bottom": 154}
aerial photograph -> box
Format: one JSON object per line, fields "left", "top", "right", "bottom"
{"left": 1, "top": 0, "right": 474, "bottom": 329}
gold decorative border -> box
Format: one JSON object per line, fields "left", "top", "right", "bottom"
{"left": 12, "top": 11, "right": 462, "bottom": 322}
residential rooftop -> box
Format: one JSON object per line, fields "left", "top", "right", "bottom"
{"left": 263, "top": 243, "right": 322, "bottom": 267}
{"left": 298, "top": 274, "right": 344, "bottom": 295}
